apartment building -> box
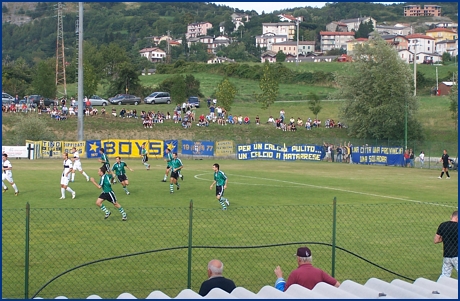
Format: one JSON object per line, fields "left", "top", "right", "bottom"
{"left": 403, "top": 5, "right": 441, "bottom": 17}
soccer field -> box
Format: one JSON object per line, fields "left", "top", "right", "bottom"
{"left": 2, "top": 158, "right": 458, "bottom": 298}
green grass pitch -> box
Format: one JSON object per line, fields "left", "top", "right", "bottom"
{"left": 2, "top": 158, "right": 457, "bottom": 298}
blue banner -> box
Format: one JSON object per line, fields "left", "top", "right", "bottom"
{"left": 351, "top": 146, "right": 404, "bottom": 166}
{"left": 164, "top": 140, "right": 178, "bottom": 155}
{"left": 182, "top": 140, "right": 214, "bottom": 156}
{"left": 237, "top": 143, "right": 325, "bottom": 161}
{"left": 86, "top": 140, "right": 102, "bottom": 158}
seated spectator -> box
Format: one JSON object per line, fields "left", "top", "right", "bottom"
{"left": 132, "top": 109, "right": 137, "bottom": 119}
{"left": 237, "top": 115, "right": 243, "bottom": 125}
{"left": 62, "top": 105, "right": 68, "bottom": 115}
{"left": 232, "top": 116, "right": 237, "bottom": 124}
{"left": 244, "top": 116, "right": 250, "bottom": 124}
{"left": 289, "top": 117, "right": 295, "bottom": 125}
{"left": 111, "top": 108, "right": 117, "bottom": 117}
{"left": 317, "top": 119, "right": 321, "bottom": 127}
{"left": 274, "top": 247, "right": 340, "bottom": 292}
{"left": 199, "top": 260, "right": 236, "bottom": 297}
{"left": 228, "top": 114, "right": 234, "bottom": 124}
{"left": 255, "top": 115, "right": 260, "bottom": 125}
{"left": 297, "top": 118, "right": 303, "bottom": 127}
{"left": 275, "top": 118, "right": 281, "bottom": 129}
{"left": 166, "top": 112, "right": 171, "bottom": 120}
{"left": 281, "top": 122, "right": 287, "bottom": 131}
{"left": 291, "top": 124, "right": 297, "bottom": 131}
{"left": 305, "top": 121, "right": 311, "bottom": 130}
{"left": 101, "top": 107, "right": 106, "bottom": 115}
{"left": 119, "top": 108, "right": 126, "bottom": 118}
{"left": 267, "top": 116, "right": 275, "bottom": 123}
{"left": 69, "top": 106, "right": 75, "bottom": 116}
{"left": 143, "top": 116, "right": 152, "bottom": 128}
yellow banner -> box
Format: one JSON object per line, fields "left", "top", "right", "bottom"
{"left": 62, "top": 141, "right": 87, "bottom": 158}
{"left": 41, "top": 141, "right": 63, "bottom": 158}
{"left": 215, "top": 140, "right": 234, "bottom": 156}
{"left": 25, "top": 140, "right": 43, "bottom": 159}
{"left": 100, "top": 139, "right": 164, "bottom": 159}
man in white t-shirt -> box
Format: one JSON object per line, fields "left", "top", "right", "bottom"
{"left": 71, "top": 147, "right": 90, "bottom": 182}
{"left": 60, "top": 153, "right": 76, "bottom": 199}
{"left": 2, "top": 153, "right": 19, "bottom": 196}
{"left": 419, "top": 151, "right": 425, "bottom": 169}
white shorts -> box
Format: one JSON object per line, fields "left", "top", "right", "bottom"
{"left": 61, "top": 174, "right": 70, "bottom": 185}
{"left": 2, "top": 173, "right": 13, "bottom": 183}
{"left": 73, "top": 160, "right": 82, "bottom": 171}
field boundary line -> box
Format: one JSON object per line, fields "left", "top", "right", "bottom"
{"left": 194, "top": 172, "right": 457, "bottom": 208}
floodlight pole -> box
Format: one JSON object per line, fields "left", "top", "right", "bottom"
{"left": 77, "top": 2, "right": 84, "bottom": 141}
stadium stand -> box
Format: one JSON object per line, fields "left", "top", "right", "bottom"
{"left": 32, "top": 277, "right": 458, "bottom": 299}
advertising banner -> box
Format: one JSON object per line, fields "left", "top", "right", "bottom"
{"left": 182, "top": 140, "right": 214, "bottom": 156}
{"left": 236, "top": 143, "right": 325, "bottom": 161}
{"left": 42, "top": 141, "right": 62, "bottom": 157}
{"left": 62, "top": 141, "right": 87, "bottom": 158}
{"left": 100, "top": 139, "right": 164, "bottom": 159}
{"left": 215, "top": 140, "right": 234, "bottom": 156}
{"left": 164, "top": 140, "right": 179, "bottom": 154}
{"left": 351, "top": 146, "right": 404, "bottom": 166}
{"left": 2, "top": 146, "right": 28, "bottom": 158}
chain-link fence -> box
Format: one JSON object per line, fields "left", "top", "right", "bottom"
{"left": 2, "top": 201, "right": 457, "bottom": 299}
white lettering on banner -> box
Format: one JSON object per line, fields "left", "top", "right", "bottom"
{"left": 2, "top": 146, "right": 28, "bottom": 158}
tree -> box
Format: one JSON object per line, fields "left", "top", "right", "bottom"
{"left": 184, "top": 74, "right": 204, "bottom": 98}
{"left": 215, "top": 78, "right": 237, "bottom": 111}
{"left": 170, "top": 75, "right": 187, "bottom": 105}
{"left": 442, "top": 52, "right": 452, "bottom": 64}
{"left": 334, "top": 37, "right": 423, "bottom": 141}
{"left": 83, "top": 63, "right": 99, "bottom": 97}
{"left": 308, "top": 92, "right": 322, "bottom": 120}
{"left": 255, "top": 61, "right": 279, "bottom": 110}
{"left": 31, "top": 59, "right": 56, "bottom": 98}
{"left": 275, "top": 50, "right": 286, "bottom": 62}
{"left": 106, "top": 62, "right": 142, "bottom": 97}
{"left": 449, "top": 81, "right": 458, "bottom": 130}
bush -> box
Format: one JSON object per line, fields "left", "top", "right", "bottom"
{"left": 11, "top": 114, "right": 57, "bottom": 145}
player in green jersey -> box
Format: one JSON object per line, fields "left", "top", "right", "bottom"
{"left": 90, "top": 166, "right": 127, "bottom": 221}
{"left": 169, "top": 153, "right": 183, "bottom": 193}
{"left": 140, "top": 142, "right": 150, "bottom": 170}
{"left": 112, "top": 156, "right": 134, "bottom": 195}
{"left": 98, "top": 148, "right": 116, "bottom": 183}
{"left": 210, "top": 163, "right": 230, "bottom": 210}
{"left": 163, "top": 148, "right": 183, "bottom": 182}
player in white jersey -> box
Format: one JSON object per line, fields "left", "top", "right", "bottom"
{"left": 70, "top": 147, "right": 90, "bottom": 182}
{"left": 60, "top": 153, "right": 76, "bottom": 199}
{"left": 2, "top": 153, "right": 19, "bottom": 196}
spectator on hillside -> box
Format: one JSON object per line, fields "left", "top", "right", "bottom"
{"left": 419, "top": 151, "right": 425, "bottom": 168}
{"left": 305, "top": 121, "right": 311, "bottom": 130}
{"left": 255, "top": 115, "right": 260, "bottom": 125}
{"left": 111, "top": 108, "right": 117, "bottom": 117}
{"left": 267, "top": 116, "right": 275, "bottom": 124}
{"left": 119, "top": 108, "right": 126, "bottom": 118}
{"left": 207, "top": 98, "right": 211, "bottom": 108}
{"left": 228, "top": 113, "right": 234, "bottom": 124}
{"left": 279, "top": 109, "right": 285, "bottom": 122}
{"left": 237, "top": 115, "right": 243, "bottom": 125}
{"left": 101, "top": 107, "right": 106, "bottom": 115}
{"left": 274, "top": 247, "right": 340, "bottom": 291}
{"left": 199, "top": 259, "right": 236, "bottom": 297}
{"left": 209, "top": 105, "right": 215, "bottom": 119}
{"left": 244, "top": 116, "right": 250, "bottom": 124}
{"left": 297, "top": 118, "right": 303, "bottom": 127}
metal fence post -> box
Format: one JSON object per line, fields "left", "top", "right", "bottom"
{"left": 187, "top": 200, "right": 193, "bottom": 289}
{"left": 25, "top": 202, "right": 30, "bottom": 299}
{"left": 331, "top": 197, "right": 337, "bottom": 278}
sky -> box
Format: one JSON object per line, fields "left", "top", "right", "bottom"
{"left": 212, "top": 2, "right": 327, "bottom": 14}
{"left": 212, "top": 2, "right": 400, "bottom": 15}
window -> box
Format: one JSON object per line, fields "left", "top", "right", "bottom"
{"left": 428, "top": 47, "right": 430, "bottom": 51}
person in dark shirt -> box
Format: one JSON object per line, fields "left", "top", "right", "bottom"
{"left": 198, "top": 259, "right": 236, "bottom": 296}
{"left": 438, "top": 149, "right": 452, "bottom": 179}
{"left": 434, "top": 211, "right": 458, "bottom": 279}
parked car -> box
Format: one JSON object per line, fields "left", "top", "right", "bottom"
{"left": 187, "top": 96, "right": 200, "bottom": 108}
{"left": 88, "top": 95, "right": 109, "bottom": 106}
{"left": 144, "top": 92, "right": 171, "bottom": 104}
{"left": 2, "top": 93, "right": 14, "bottom": 105}
{"left": 109, "top": 94, "right": 141, "bottom": 105}
{"left": 28, "top": 95, "right": 56, "bottom": 107}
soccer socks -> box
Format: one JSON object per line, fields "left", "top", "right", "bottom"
{"left": 163, "top": 174, "right": 167, "bottom": 181}
{"left": 2, "top": 182, "right": 7, "bottom": 190}
{"left": 144, "top": 162, "right": 149, "bottom": 169}
{"left": 219, "top": 199, "right": 227, "bottom": 210}
{"left": 100, "top": 204, "right": 110, "bottom": 214}
{"left": 11, "top": 184, "right": 18, "bottom": 193}
{"left": 123, "top": 186, "right": 129, "bottom": 193}
{"left": 71, "top": 173, "right": 75, "bottom": 182}
{"left": 170, "top": 184, "right": 174, "bottom": 193}
{"left": 61, "top": 188, "right": 66, "bottom": 198}
{"left": 446, "top": 171, "right": 450, "bottom": 177}
{"left": 440, "top": 172, "right": 444, "bottom": 178}
{"left": 82, "top": 171, "right": 89, "bottom": 180}
{"left": 66, "top": 187, "right": 75, "bottom": 194}
{"left": 118, "top": 207, "right": 127, "bottom": 218}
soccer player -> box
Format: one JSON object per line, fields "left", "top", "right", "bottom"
{"left": 70, "top": 147, "right": 90, "bottom": 182}
{"left": 439, "top": 149, "right": 451, "bottom": 179}
{"left": 169, "top": 152, "right": 183, "bottom": 193}
{"left": 163, "top": 148, "right": 173, "bottom": 182}
{"left": 112, "top": 156, "right": 134, "bottom": 195}
{"left": 2, "top": 153, "right": 19, "bottom": 196}
{"left": 140, "top": 142, "right": 150, "bottom": 170}
{"left": 90, "top": 166, "right": 127, "bottom": 221}
{"left": 98, "top": 147, "right": 116, "bottom": 183}
{"left": 60, "top": 153, "right": 76, "bottom": 199}
{"left": 210, "top": 163, "right": 230, "bottom": 210}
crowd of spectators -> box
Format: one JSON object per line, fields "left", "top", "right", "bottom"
{"left": 322, "top": 142, "right": 354, "bottom": 163}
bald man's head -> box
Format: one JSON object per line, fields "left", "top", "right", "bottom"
{"left": 207, "top": 259, "right": 224, "bottom": 277}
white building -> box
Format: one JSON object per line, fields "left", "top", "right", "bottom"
{"left": 339, "top": 16, "right": 377, "bottom": 32}
{"left": 262, "top": 23, "right": 296, "bottom": 40}
{"left": 139, "top": 47, "right": 166, "bottom": 63}
{"left": 406, "top": 34, "right": 435, "bottom": 54}
{"left": 435, "top": 39, "right": 458, "bottom": 57}
{"left": 375, "top": 25, "right": 412, "bottom": 36}
{"left": 256, "top": 33, "right": 288, "bottom": 49}
{"left": 320, "top": 31, "right": 355, "bottom": 52}
{"left": 186, "top": 22, "right": 213, "bottom": 39}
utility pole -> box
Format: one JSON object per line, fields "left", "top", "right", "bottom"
{"left": 77, "top": 2, "right": 84, "bottom": 141}
{"left": 166, "top": 30, "right": 171, "bottom": 64}
{"left": 296, "top": 20, "right": 299, "bottom": 65}
{"left": 413, "top": 41, "right": 418, "bottom": 97}
{"left": 55, "top": 2, "right": 67, "bottom": 97}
